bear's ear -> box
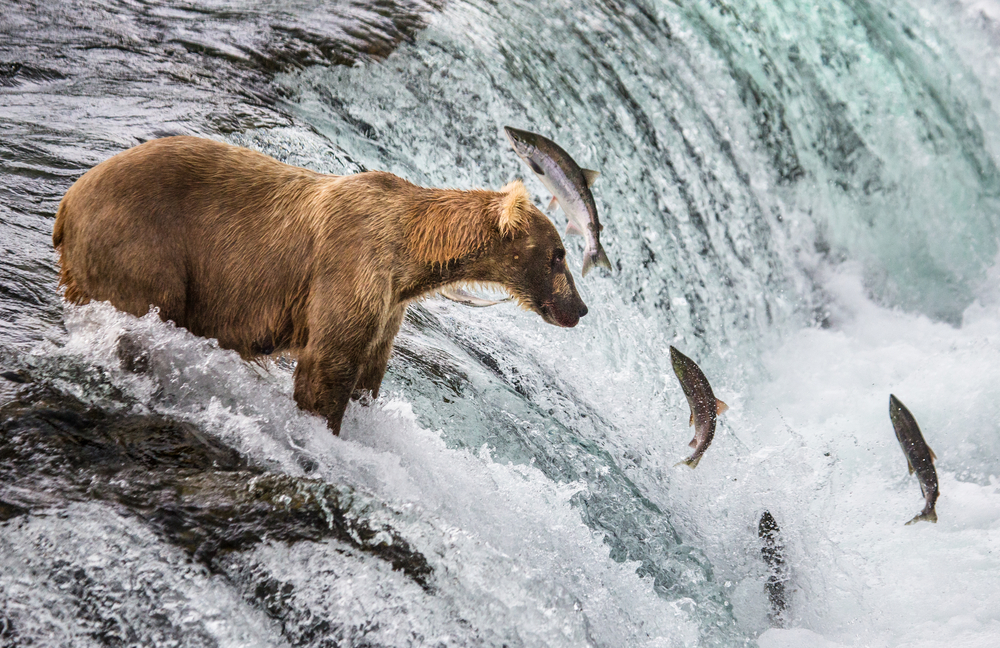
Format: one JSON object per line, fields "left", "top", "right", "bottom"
{"left": 498, "top": 180, "right": 532, "bottom": 237}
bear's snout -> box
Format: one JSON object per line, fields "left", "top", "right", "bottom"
{"left": 542, "top": 295, "right": 587, "bottom": 328}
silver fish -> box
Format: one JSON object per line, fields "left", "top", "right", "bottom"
{"left": 504, "top": 126, "right": 612, "bottom": 276}
{"left": 670, "top": 346, "right": 728, "bottom": 468}
{"left": 438, "top": 286, "right": 511, "bottom": 308}
{"left": 889, "top": 394, "right": 939, "bottom": 525}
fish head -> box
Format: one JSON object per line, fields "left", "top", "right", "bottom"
{"left": 504, "top": 126, "right": 548, "bottom": 176}
{"left": 889, "top": 394, "right": 909, "bottom": 431}
{"left": 758, "top": 511, "right": 779, "bottom": 538}
{"left": 501, "top": 203, "right": 588, "bottom": 328}
{"left": 669, "top": 346, "right": 691, "bottom": 380}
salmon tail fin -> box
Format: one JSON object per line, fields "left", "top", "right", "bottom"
{"left": 581, "top": 243, "right": 612, "bottom": 277}
{"left": 716, "top": 399, "right": 728, "bottom": 416}
{"left": 905, "top": 509, "right": 938, "bottom": 525}
{"left": 675, "top": 454, "right": 702, "bottom": 469}
{"left": 596, "top": 244, "right": 613, "bottom": 270}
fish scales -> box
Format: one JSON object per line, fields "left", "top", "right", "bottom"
{"left": 504, "top": 126, "right": 612, "bottom": 276}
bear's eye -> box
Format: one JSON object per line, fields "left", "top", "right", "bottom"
{"left": 551, "top": 248, "right": 565, "bottom": 268}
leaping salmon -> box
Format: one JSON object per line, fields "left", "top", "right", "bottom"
{"left": 504, "top": 126, "right": 612, "bottom": 276}
{"left": 758, "top": 510, "right": 789, "bottom": 627}
{"left": 670, "top": 346, "right": 728, "bottom": 468}
{"left": 888, "top": 394, "right": 939, "bottom": 525}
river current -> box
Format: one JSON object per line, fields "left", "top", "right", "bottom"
{"left": 2, "top": 1, "right": 999, "bottom": 646}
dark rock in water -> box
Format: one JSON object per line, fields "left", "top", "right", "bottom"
{"left": 115, "top": 333, "right": 150, "bottom": 374}
{"left": 0, "top": 383, "right": 433, "bottom": 589}
{"left": 758, "top": 510, "right": 789, "bottom": 626}
{"left": 0, "top": 498, "right": 29, "bottom": 521}
{"left": 0, "top": 370, "right": 31, "bottom": 384}
{"left": 0, "top": 383, "right": 245, "bottom": 476}
{"left": 252, "top": 576, "right": 335, "bottom": 645}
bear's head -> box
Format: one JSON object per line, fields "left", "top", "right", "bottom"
{"left": 492, "top": 182, "right": 589, "bottom": 328}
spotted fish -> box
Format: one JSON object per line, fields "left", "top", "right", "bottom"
{"left": 889, "top": 394, "right": 939, "bottom": 525}
{"left": 670, "top": 346, "right": 728, "bottom": 468}
{"left": 759, "top": 510, "right": 789, "bottom": 626}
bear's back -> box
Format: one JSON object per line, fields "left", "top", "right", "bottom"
{"left": 54, "top": 137, "right": 333, "bottom": 353}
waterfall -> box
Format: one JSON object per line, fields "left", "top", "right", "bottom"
{"left": 1, "top": 1, "right": 999, "bottom": 646}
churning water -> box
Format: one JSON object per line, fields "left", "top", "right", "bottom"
{"left": 2, "top": 0, "right": 1000, "bottom": 646}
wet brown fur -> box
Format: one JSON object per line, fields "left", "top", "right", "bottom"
{"left": 53, "top": 136, "right": 586, "bottom": 434}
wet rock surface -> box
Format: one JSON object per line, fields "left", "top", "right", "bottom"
{"left": 0, "top": 381, "right": 433, "bottom": 588}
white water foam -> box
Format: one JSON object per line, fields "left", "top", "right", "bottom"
{"left": 38, "top": 242, "right": 1000, "bottom": 646}
{"left": 0, "top": 502, "right": 281, "bottom": 646}
{"left": 35, "top": 300, "right": 701, "bottom": 647}
{"left": 11, "top": 0, "right": 1000, "bottom": 642}
{"left": 665, "top": 261, "right": 1000, "bottom": 646}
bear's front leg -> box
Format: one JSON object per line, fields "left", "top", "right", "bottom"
{"left": 353, "top": 306, "right": 406, "bottom": 401}
{"left": 293, "top": 304, "right": 380, "bottom": 434}
{"left": 293, "top": 350, "right": 360, "bottom": 435}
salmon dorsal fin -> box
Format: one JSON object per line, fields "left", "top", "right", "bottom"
{"left": 929, "top": 447, "right": 937, "bottom": 462}
{"left": 547, "top": 195, "right": 559, "bottom": 212}
{"left": 689, "top": 410, "right": 694, "bottom": 427}
{"left": 582, "top": 168, "right": 600, "bottom": 186}
{"left": 716, "top": 399, "right": 728, "bottom": 416}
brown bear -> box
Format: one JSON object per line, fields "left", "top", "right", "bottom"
{"left": 53, "top": 136, "right": 588, "bottom": 434}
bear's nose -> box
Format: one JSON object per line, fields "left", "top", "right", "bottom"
{"left": 578, "top": 303, "right": 588, "bottom": 318}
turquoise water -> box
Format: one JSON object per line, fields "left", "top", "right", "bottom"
{"left": 1, "top": 0, "right": 999, "bottom": 645}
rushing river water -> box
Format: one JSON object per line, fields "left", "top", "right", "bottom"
{"left": 3, "top": 1, "right": 1000, "bottom": 646}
